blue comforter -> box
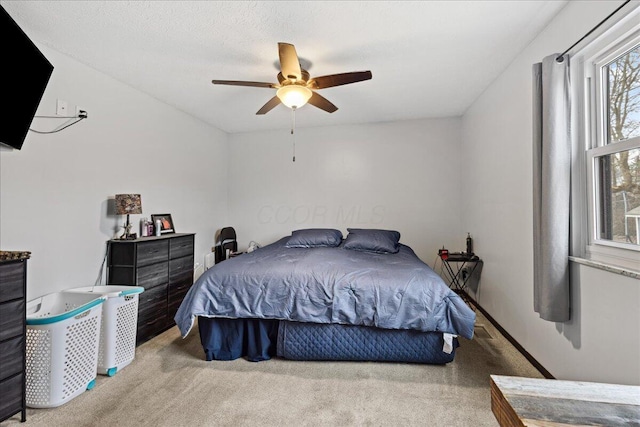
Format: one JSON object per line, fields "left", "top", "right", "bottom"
{"left": 175, "top": 238, "right": 476, "bottom": 339}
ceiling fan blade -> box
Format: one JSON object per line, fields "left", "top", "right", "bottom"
{"left": 309, "top": 71, "right": 372, "bottom": 89}
{"left": 212, "top": 80, "right": 277, "bottom": 88}
{"left": 278, "top": 42, "right": 302, "bottom": 81}
{"left": 307, "top": 92, "right": 338, "bottom": 113}
{"left": 256, "top": 96, "right": 281, "bottom": 115}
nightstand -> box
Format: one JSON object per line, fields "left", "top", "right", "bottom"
{"left": 438, "top": 252, "right": 481, "bottom": 306}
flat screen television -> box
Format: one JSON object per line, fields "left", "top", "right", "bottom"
{"left": 0, "top": 5, "right": 53, "bottom": 150}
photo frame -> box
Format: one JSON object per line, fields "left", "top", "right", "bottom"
{"left": 151, "top": 214, "right": 175, "bottom": 234}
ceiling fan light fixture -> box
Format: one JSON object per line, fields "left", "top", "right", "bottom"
{"left": 277, "top": 85, "right": 312, "bottom": 109}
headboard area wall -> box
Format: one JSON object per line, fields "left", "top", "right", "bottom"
{"left": 228, "top": 117, "right": 464, "bottom": 266}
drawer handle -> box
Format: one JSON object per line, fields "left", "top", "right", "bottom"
{"left": 142, "top": 272, "right": 165, "bottom": 280}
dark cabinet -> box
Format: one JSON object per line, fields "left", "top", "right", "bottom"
{"left": 107, "top": 234, "right": 194, "bottom": 345}
{"left": 0, "top": 257, "right": 28, "bottom": 423}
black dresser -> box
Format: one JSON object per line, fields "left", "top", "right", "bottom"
{"left": 0, "top": 253, "right": 29, "bottom": 423}
{"left": 107, "top": 234, "right": 194, "bottom": 345}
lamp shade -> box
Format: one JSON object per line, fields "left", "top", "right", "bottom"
{"left": 276, "top": 85, "right": 312, "bottom": 109}
{"left": 115, "top": 194, "right": 142, "bottom": 215}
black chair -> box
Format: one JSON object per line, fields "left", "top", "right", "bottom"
{"left": 215, "top": 227, "right": 238, "bottom": 263}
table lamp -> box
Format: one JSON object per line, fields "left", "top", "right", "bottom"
{"left": 115, "top": 194, "right": 142, "bottom": 239}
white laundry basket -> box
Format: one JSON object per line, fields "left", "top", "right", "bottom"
{"left": 64, "top": 286, "right": 144, "bottom": 376}
{"left": 25, "top": 292, "right": 105, "bottom": 408}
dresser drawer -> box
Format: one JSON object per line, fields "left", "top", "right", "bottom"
{"left": 167, "top": 302, "right": 185, "bottom": 326}
{"left": 0, "top": 336, "right": 23, "bottom": 382}
{"left": 0, "top": 262, "right": 25, "bottom": 303}
{"left": 169, "top": 256, "right": 193, "bottom": 282}
{"left": 0, "top": 299, "right": 25, "bottom": 342}
{"left": 138, "top": 284, "right": 167, "bottom": 316}
{"left": 167, "top": 277, "right": 192, "bottom": 323}
{"left": 170, "top": 236, "right": 194, "bottom": 259}
{"left": 167, "top": 301, "right": 181, "bottom": 326}
{"left": 137, "top": 313, "right": 167, "bottom": 344}
{"left": 0, "top": 372, "right": 23, "bottom": 422}
{"left": 168, "top": 277, "right": 192, "bottom": 306}
{"left": 137, "top": 263, "right": 168, "bottom": 290}
{"left": 137, "top": 240, "right": 168, "bottom": 267}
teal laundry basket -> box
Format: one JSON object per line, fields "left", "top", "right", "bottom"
{"left": 64, "top": 286, "right": 144, "bottom": 376}
{"left": 25, "top": 292, "right": 105, "bottom": 408}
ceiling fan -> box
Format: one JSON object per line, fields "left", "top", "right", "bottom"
{"left": 211, "top": 42, "right": 372, "bottom": 115}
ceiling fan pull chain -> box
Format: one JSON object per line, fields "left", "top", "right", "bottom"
{"left": 291, "top": 106, "right": 296, "bottom": 162}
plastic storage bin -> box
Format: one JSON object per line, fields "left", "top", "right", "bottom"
{"left": 64, "top": 286, "right": 144, "bottom": 376}
{"left": 25, "top": 292, "right": 105, "bottom": 408}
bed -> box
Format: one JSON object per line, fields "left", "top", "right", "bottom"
{"left": 175, "top": 228, "right": 476, "bottom": 364}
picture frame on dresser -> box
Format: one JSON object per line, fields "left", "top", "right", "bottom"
{"left": 151, "top": 214, "right": 175, "bottom": 234}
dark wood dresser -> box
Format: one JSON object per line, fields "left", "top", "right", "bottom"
{"left": 0, "top": 252, "right": 29, "bottom": 423}
{"left": 107, "top": 234, "right": 194, "bottom": 345}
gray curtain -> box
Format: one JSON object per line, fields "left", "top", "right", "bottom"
{"left": 532, "top": 54, "right": 571, "bottom": 322}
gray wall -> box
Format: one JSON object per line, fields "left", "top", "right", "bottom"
{"left": 461, "top": 1, "right": 640, "bottom": 385}
{"left": 0, "top": 45, "right": 229, "bottom": 300}
{"left": 228, "top": 118, "right": 464, "bottom": 265}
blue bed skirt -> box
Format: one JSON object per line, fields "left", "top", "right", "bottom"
{"left": 198, "top": 317, "right": 279, "bottom": 362}
{"left": 198, "top": 317, "right": 458, "bottom": 364}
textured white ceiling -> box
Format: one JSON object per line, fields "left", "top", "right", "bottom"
{"left": 3, "top": 1, "right": 567, "bottom": 134}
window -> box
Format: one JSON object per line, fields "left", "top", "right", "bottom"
{"left": 590, "top": 44, "right": 640, "bottom": 247}
{"left": 576, "top": 9, "right": 640, "bottom": 270}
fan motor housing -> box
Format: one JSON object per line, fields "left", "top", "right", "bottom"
{"left": 277, "top": 69, "right": 311, "bottom": 86}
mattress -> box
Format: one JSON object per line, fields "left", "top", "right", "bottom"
{"left": 276, "top": 321, "right": 457, "bottom": 364}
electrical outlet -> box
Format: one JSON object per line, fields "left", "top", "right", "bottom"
{"left": 56, "top": 99, "right": 68, "bottom": 116}
{"left": 193, "top": 263, "right": 205, "bottom": 281}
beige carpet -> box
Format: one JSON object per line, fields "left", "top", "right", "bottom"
{"left": 4, "top": 312, "right": 542, "bottom": 426}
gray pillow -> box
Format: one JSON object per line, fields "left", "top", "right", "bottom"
{"left": 285, "top": 228, "right": 343, "bottom": 248}
{"left": 343, "top": 228, "right": 401, "bottom": 254}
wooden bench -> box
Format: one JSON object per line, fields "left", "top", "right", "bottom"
{"left": 490, "top": 375, "right": 640, "bottom": 426}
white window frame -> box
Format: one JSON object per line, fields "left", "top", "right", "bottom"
{"left": 572, "top": 5, "right": 640, "bottom": 272}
